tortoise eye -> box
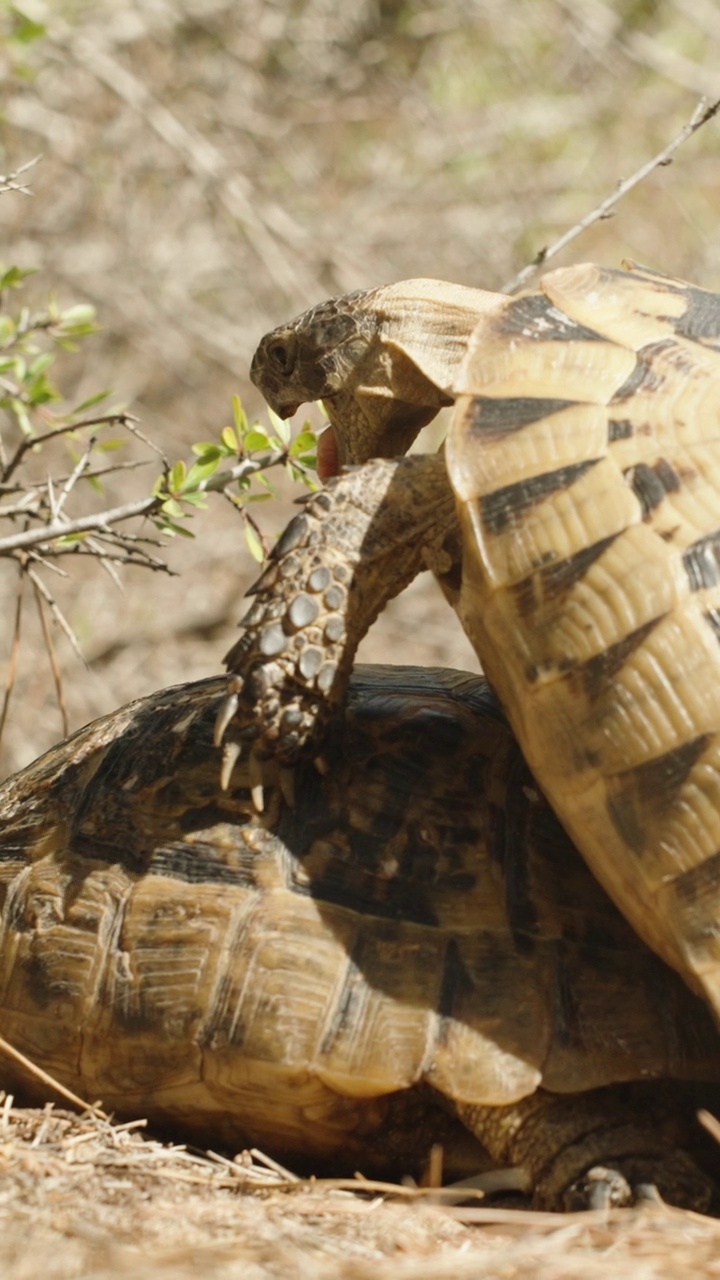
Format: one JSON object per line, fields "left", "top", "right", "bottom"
{"left": 268, "top": 340, "right": 293, "bottom": 372}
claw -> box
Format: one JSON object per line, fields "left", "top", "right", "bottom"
{"left": 568, "top": 1165, "right": 633, "bottom": 1212}
{"left": 220, "top": 739, "right": 242, "bottom": 791}
{"left": 249, "top": 750, "right": 265, "bottom": 813}
{"left": 633, "top": 1182, "right": 664, "bottom": 1207}
{"left": 213, "top": 677, "right": 243, "bottom": 747}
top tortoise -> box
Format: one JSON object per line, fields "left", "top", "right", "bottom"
{"left": 226, "top": 261, "right": 720, "bottom": 1025}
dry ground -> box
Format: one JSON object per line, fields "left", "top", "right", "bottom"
{"left": 3, "top": 1100, "right": 720, "bottom": 1280}
{"left": 2, "top": 3, "right": 720, "bottom": 1275}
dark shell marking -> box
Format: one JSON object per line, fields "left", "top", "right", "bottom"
{"left": 449, "top": 262, "right": 720, "bottom": 1014}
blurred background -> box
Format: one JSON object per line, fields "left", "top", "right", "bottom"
{"left": 0, "top": 0, "right": 719, "bottom": 774}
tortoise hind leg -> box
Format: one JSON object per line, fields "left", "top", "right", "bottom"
{"left": 454, "top": 1084, "right": 718, "bottom": 1212}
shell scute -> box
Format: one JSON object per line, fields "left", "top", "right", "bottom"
{"left": 450, "top": 265, "right": 720, "bottom": 1004}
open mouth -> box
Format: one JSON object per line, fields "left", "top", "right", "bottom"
{"left": 316, "top": 424, "right": 340, "bottom": 482}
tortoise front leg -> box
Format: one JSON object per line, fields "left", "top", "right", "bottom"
{"left": 456, "top": 1085, "right": 716, "bottom": 1212}
{"left": 216, "top": 453, "right": 457, "bottom": 775}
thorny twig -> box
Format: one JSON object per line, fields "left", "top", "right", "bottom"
{"left": 502, "top": 97, "right": 720, "bottom": 293}
{"left": 0, "top": 449, "right": 287, "bottom": 556}
{"left": 0, "top": 155, "right": 40, "bottom": 197}
{"left": 0, "top": 567, "right": 25, "bottom": 747}
{"left": 0, "top": 428, "right": 294, "bottom": 755}
{"left": 30, "top": 570, "right": 69, "bottom": 737}
{"left": 1, "top": 412, "right": 139, "bottom": 485}
{"left": 26, "top": 567, "right": 85, "bottom": 664}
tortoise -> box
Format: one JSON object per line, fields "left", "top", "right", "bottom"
{"left": 232, "top": 261, "right": 720, "bottom": 1031}
{"left": 1, "top": 666, "right": 720, "bottom": 1210}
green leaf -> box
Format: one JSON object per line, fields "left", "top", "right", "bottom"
{"left": 0, "top": 265, "right": 37, "bottom": 290}
{"left": 10, "top": 11, "right": 46, "bottom": 43}
{"left": 27, "top": 352, "right": 54, "bottom": 378}
{"left": 59, "top": 304, "right": 96, "bottom": 327}
{"left": 10, "top": 398, "right": 33, "bottom": 436}
{"left": 220, "top": 425, "right": 240, "bottom": 454}
{"left": 191, "top": 442, "right": 223, "bottom": 460}
{"left": 55, "top": 531, "right": 89, "bottom": 546}
{"left": 184, "top": 455, "right": 220, "bottom": 488}
{"left": 268, "top": 407, "right": 291, "bottom": 445}
{"left": 289, "top": 429, "right": 317, "bottom": 457}
{"left": 243, "top": 429, "right": 272, "bottom": 452}
{"left": 157, "top": 517, "right": 195, "bottom": 538}
{"left": 26, "top": 373, "right": 57, "bottom": 406}
{"left": 161, "top": 496, "right": 186, "bottom": 519}
{"left": 73, "top": 389, "right": 111, "bottom": 413}
{"left": 169, "top": 460, "right": 187, "bottom": 492}
{"left": 232, "top": 395, "right": 249, "bottom": 434}
{"left": 244, "top": 521, "right": 265, "bottom": 563}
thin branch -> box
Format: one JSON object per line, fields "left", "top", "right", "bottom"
{"left": 22, "top": 458, "right": 150, "bottom": 489}
{"left": 31, "top": 571, "right": 69, "bottom": 737}
{"left": 502, "top": 97, "right": 720, "bottom": 294}
{"left": 34, "top": 544, "right": 171, "bottom": 571}
{"left": 0, "top": 155, "right": 40, "bottom": 197}
{"left": 0, "top": 495, "right": 158, "bottom": 553}
{"left": 0, "top": 497, "right": 43, "bottom": 518}
{"left": 54, "top": 436, "right": 95, "bottom": 517}
{"left": 0, "top": 566, "right": 25, "bottom": 750}
{"left": 0, "top": 1033, "right": 106, "bottom": 1117}
{"left": 1, "top": 412, "right": 138, "bottom": 485}
{"left": 27, "top": 568, "right": 85, "bottom": 665}
{"left": 0, "top": 450, "right": 286, "bottom": 555}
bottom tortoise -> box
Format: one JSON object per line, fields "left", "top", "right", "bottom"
{"left": 0, "top": 666, "right": 719, "bottom": 1210}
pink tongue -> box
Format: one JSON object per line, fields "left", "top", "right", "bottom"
{"left": 316, "top": 425, "right": 341, "bottom": 481}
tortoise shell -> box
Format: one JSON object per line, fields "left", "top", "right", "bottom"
{"left": 447, "top": 263, "right": 720, "bottom": 1011}
{"left": 247, "top": 262, "right": 720, "bottom": 1025}
{"left": 1, "top": 666, "right": 718, "bottom": 1188}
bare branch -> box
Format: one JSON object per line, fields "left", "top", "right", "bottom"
{"left": 502, "top": 98, "right": 720, "bottom": 294}
{"left": 0, "top": 1033, "right": 106, "bottom": 1117}
{"left": 0, "top": 155, "right": 41, "bottom": 197}
{"left": 31, "top": 571, "right": 69, "bottom": 738}
{"left": 54, "top": 436, "right": 95, "bottom": 517}
{"left": 0, "top": 568, "right": 25, "bottom": 749}
{"left": 0, "top": 449, "right": 287, "bottom": 556}
{"left": 27, "top": 568, "right": 85, "bottom": 665}
{"left": 1, "top": 412, "right": 138, "bottom": 485}
{"left": 0, "top": 497, "right": 156, "bottom": 553}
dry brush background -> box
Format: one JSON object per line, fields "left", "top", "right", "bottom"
{"left": 2, "top": 0, "right": 720, "bottom": 1274}
{"left": 1, "top": 0, "right": 720, "bottom": 774}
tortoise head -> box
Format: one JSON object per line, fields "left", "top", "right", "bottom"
{"left": 251, "top": 279, "right": 505, "bottom": 479}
